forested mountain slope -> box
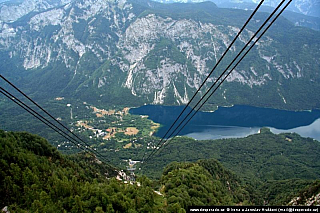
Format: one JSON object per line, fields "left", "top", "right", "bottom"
{"left": 142, "top": 128, "right": 320, "bottom": 205}
{"left": 0, "top": 130, "right": 159, "bottom": 212}
{"left": 0, "top": 0, "right": 319, "bottom": 110}
{"left": 144, "top": 128, "right": 320, "bottom": 181}
{"left": 1, "top": 129, "right": 319, "bottom": 211}
{"left": 0, "top": 130, "right": 251, "bottom": 211}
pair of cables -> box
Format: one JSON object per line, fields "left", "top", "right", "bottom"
{"left": 0, "top": 75, "right": 110, "bottom": 164}
{"left": 142, "top": 0, "right": 292, "bottom": 164}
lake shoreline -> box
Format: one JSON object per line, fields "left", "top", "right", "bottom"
{"left": 130, "top": 105, "right": 320, "bottom": 141}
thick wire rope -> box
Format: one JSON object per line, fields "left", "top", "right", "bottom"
{"left": 0, "top": 87, "right": 111, "bottom": 163}
{"left": 161, "top": 0, "right": 293, "bottom": 153}
{"left": 0, "top": 82, "right": 110, "bottom": 164}
{"left": 141, "top": 0, "right": 266, "bottom": 162}
{"left": 0, "top": 75, "right": 100, "bottom": 156}
{"left": 144, "top": 0, "right": 292, "bottom": 164}
{"left": 0, "top": 89, "right": 86, "bottom": 153}
{"left": 147, "top": 0, "right": 287, "bottom": 159}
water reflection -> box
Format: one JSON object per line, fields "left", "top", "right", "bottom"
{"left": 184, "top": 125, "right": 261, "bottom": 140}
{"left": 130, "top": 105, "right": 320, "bottom": 141}
{"left": 270, "top": 118, "right": 320, "bottom": 141}
{"left": 183, "top": 119, "right": 320, "bottom": 141}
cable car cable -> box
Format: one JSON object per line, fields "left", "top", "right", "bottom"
{"left": 0, "top": 75, "right": 99, "bottom": 155}
{"left": 0, "top": 84, "right": 110, "bottom": 164}
{"left": 142, "top": 0, "right": 266, "bottom": 162}
{"left": 144, "top": 0, "right": 291, "bottom": 163}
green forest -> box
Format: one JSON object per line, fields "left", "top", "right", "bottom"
{"left": 1, "top": 129, "right": 320, "bottom": 212}
{"left": 1, "top": 0, "right": 320, "bottom": 211}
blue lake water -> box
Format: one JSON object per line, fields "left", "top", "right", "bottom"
{"left": 130, "top": 105, "right": 320, "bottom": 141}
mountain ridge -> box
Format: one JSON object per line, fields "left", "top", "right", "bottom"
{"left": 1, "top": 129, "right": 320, "bottom": 210}
{"left": 151, "top": 0, "right": 320, "bottom": 18}
{"left": 0, "top": 129, "right": 252, "bottom": 210}
{"left": 0, "top": 0, "right": 320, "bottom": 110}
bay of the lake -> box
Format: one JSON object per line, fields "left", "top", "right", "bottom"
{"left": 129, "top": 105, "right": 320, "bottom": 141}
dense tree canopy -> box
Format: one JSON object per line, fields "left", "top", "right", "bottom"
{"left": 0, "top": 130, "right": 162, "bottom": 212}
{"left": 1, "top": 130, "right": 319, "bottom": 211}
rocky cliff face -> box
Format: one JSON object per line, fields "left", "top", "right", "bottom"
{"left": 0, "top": 0, "right": 72, "bottom": 23}
{"left": 0, "top": 0, "right": 319, "bottom": 109}
{"left": 289, "top": 193, "right": 320, "bottom": 206}
{"left": 118, "top": 13, "right": 278, "bottom": 105}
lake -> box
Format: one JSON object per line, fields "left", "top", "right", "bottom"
{"left": 129, "top": 105, "right": 320, "bottom": 141}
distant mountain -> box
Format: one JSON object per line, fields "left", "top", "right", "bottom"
{"left": 152, "top": 0, "right": 320, "bottom": 18}
{"left": 0, "top": 0, "right": 320, "bottom": 110}
{"left": 152, "top": 0, "right": 320, "bottom": 30}
{"left": 214, "top": 0, "right": 320, "bottom": 31}
{"left": 246, "top": 0, "right": 320, "bottom": 18}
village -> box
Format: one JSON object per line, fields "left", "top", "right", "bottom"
{"left": 67, "top": 101, "right": 160, "bottom": 150}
